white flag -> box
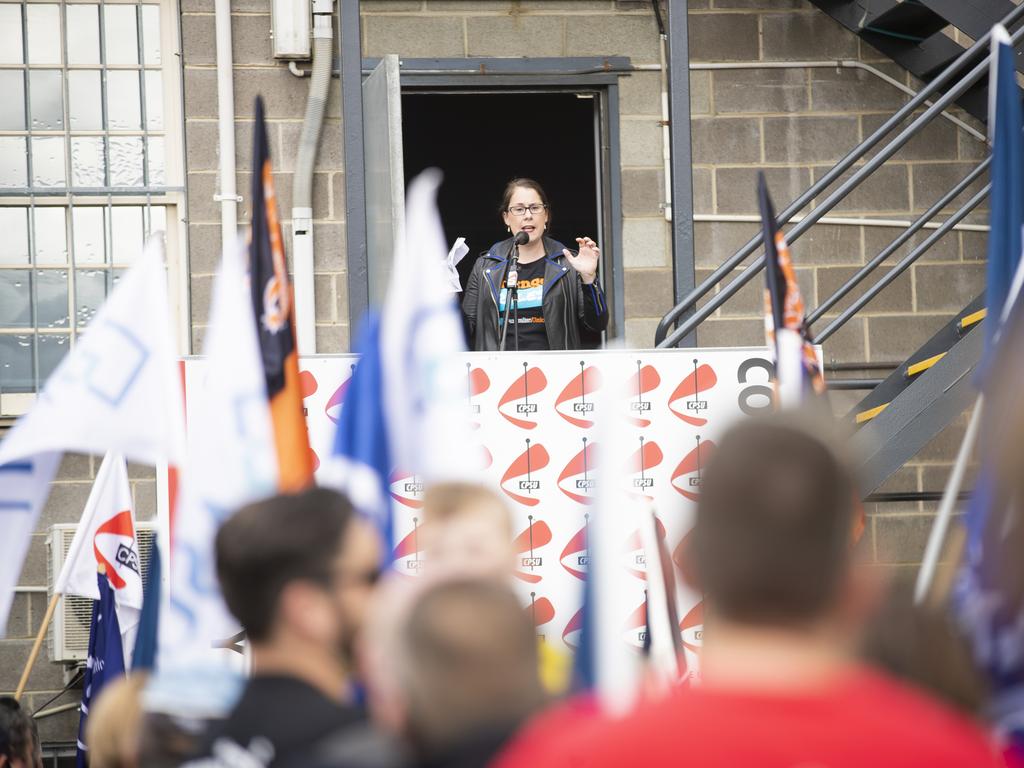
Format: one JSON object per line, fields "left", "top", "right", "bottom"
{"left": 160, "top": 238, "right": 277, "bottom": 669}
{"left": 381, "top": 170, "right": 483, "bottom": 481}
{"left": 0, "top": 237, "right": 185, "bottom": 635}
{"left": 54, "top": 452, "right": 143, "bottom": 666}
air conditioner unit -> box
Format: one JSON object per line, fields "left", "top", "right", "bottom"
{"left": 46, "top": 522, "right": 157, "bottom": 664}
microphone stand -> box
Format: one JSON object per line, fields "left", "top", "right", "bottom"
{"left": 499, "top": 242, "right": 520, "bottom": 352}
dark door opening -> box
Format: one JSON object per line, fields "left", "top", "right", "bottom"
{"left": 401, "top": 91, "right": 600, "bottom": 295}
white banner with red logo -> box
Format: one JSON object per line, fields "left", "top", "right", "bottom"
{"left": 54, "top": 452, "right": 143, "bottom": 667}
{"left": 182, "top": 348, "right": 778, "bottom": 663}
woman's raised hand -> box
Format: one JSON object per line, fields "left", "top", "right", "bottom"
{"left": 564, "top": 237, "right": 599, "bottom": 284}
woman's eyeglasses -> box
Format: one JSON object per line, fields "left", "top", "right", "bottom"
{"left": 507, "top": 204, "right": 547, "bottom": 217}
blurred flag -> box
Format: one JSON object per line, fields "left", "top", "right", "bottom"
{"left": 952, "top": 24, "right": 1024, "bottom": 756}
{"left": 327, "top": 170, "right": 480, "bottom": 562}
{"left": 131, "top": 541, "right": 160, "bottom": 670}
{"left": 0, "top": 238, "right": 184, "bottom": 636}
{"left": 160, "top": 238, "right": 277, "bottom": 668}
{"left": 250, "top": 95, "right": 314, "bottom": 492}
{"left": 76, "top": 571, "right": 126, "bottom": 768}
{"left": 572, "top": 380, "right": 643, "bottom": 715}
{"left": 54, "top": 453, "right": 142, "bottom": 667}
{"left": 639, "top": 505, "right": 685, "bottom": 689}
{"left": 329, "top": 313, "right": 394, "bottom": 562}
{"left": 759, "top": 173, "right": 824, "bottom": 409}
{"left": 380, "top": 169, "right": 481, "bottom": 483}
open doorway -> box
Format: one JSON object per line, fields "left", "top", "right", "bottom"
{"left": 401, "top": 91, "right": 601, "bottom": 296}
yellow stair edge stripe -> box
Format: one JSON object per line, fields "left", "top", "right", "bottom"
{"left": 855, "top": 402, "right": 890, "bottom": 425}
{"left": 906, "top": 352, "right": 947, "bottom": 378}
{"left": 958, "top": 308, "right": 987, "bottom": 331}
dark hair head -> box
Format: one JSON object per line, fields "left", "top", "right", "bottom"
{"left": 215, "top": 488, "right": 356, "bottom": 642}
{"left": 0, "top": 696, "right": 38, "bottom": 766}
{"left": 695, "top": 413, "right": 854, "bottom": 626}
{"left": 399, "top": 578, "right": 544, "bottom": 754}
{"left": 500, "top": 178, "right": 550, "bottom": 225}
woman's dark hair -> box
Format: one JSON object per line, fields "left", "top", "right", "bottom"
{"left": 0, "top": 697, "right": 38, "bottom": 766}
{"left": 500, "top": 178, "right": 551, "bottom": 226}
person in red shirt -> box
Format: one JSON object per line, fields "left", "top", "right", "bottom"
{"left": 496, "top": 412, "right": 1007, "bottom": 768}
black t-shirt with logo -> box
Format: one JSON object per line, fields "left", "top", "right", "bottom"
{"left": 499, "top": 257, "right": 548, "bottom": 351}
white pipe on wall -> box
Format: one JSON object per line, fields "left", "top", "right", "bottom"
{"left": 214, "top": 0, "right": 239, "bottom": 253}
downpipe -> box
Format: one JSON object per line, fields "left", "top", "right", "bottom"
{"left": 291, "top": 0, "right": 334, "bottom": 354}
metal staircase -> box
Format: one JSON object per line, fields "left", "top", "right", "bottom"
{"left": 808, "top": 0, "right": 1024, "bottom": 122}
{"left": 655, "top": 3, "right": 1024, "bottom": 495}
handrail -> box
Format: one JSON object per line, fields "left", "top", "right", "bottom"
{"left": 657, "top": 14, "right": 1024, "bottom": 349}
{"left": 654, "top": 3, "right": 1024, "bottom": 347}
{"left": 812, "top": 183, "right": 990, "bottom": 344}
{"left": 804, "top": 158, "right": 991, "bottom": 327}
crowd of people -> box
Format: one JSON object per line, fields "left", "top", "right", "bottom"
{"left": 2, "top": 412, "right": 1017, "bottom": 768}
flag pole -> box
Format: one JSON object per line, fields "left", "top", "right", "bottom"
{"left": 914, "top": 400, "right": 983, "bottom": 605}
{"left": 14, "top": 592, "right": 61, "bottom": 701}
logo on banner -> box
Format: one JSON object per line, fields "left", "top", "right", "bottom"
{"left": 560, "top": 514, "right": 589, "bottom": 580}
{"left": 325, "top": 364, "right": 356, "bottom": 424}
{"left": 668, "top": 360, "right": 718, "bottom": 427}
{"left": 94, "top": 510, "right": 140, "bottom": 590}
{"left": 671, "top": 436, "right": 715, "bottom": 502}
{"left": 673, "top": 528, "right": 692, "bottom": 574}
{"left": 557, "top": 438, "right": 597, "bottom": 505}
{"left": 624, "top": 360, "right": 661, "bottom": 427}
{"left": 300, "top": 369, "right": 321, "bottom": 471}
{"left": 389, "top": 469, "right": 425, "bottom": 509}
{"left": 498, "top": 363, "right": 547, "bottom": 429}
{"left": 527, "top": 592, "right": 556, "bottom": 638}
{"left": 621, "top": 517, "right": 667, "bottom": 581}
{"left": 501, "top": 439, "right": 549, "bottom": 506}
{"left": 624, "top": 600, "right": 647, "bottom": 648}
{"left": 554, "top": 362, "right": 602, "bottom": 428}
{"left": 466, "top": 363, "right": 490, "bottom": 426}
{"left": 680, "top": 601, "right": 704, "bottom": 653}
{"left": 514, "top": 516, "right": 552, "bottom": 584}
{"left": 627, "top": 437, "right": 663, "bottom": 500}
{"left": 392, "top": 517, "right": 425, "bottom": 575}
{"left": 562, "top": 607, "right": 584, "bottom": 650}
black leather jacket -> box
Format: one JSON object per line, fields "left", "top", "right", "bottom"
{"left": 462, "top": 235, "right": 609, "bottom": 351}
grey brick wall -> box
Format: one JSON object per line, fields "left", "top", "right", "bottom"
{"left": 182, "top": 0, "right": 349, "bottom": 353}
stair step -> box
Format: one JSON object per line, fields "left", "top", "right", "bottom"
{"left": 958, "top": 307, "right": 987, "bottom": 332}
{"left": 871, "top": 3, "right": 948, "bottom": 39}
{"left": 856, "top": 402, "right": 890, "bottom": 425}
{"left": 905, "top": 352, "right": 947, "bottom": 377}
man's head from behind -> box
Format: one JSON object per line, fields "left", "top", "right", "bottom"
{"left": 396, "top": 578, "right": 545, "bottom": 757}
{"left": 215, "top": 488, "right": 381, "bottom": 664}
{"left": 693, "top": 413, "right": 855, "bottom": 628}
{"left": 0, "top": 698, "right": 40, "bottom": 768}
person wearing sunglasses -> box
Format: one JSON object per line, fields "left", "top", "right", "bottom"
{"left": 188, "top": 488, "right": 385, "bottom": 768}
{"left": 463, "top": 178, "right": 608, "bottom": 351}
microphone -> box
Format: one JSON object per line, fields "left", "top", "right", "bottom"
{"left": 508, "top": 230, "right": 529, "bottom": 287}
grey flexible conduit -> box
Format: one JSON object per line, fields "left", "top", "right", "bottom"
{"left": 293, "top": 15, "right": 333, "bottom": 215}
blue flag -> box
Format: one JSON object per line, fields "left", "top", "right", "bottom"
{"left": 131, "top": 541, "right": 160, "bottom": 671}
{"left": 329, "top": 313, "right": 394, "bottom": 565}
{"left": 952, "top": 24, "right": 1024, "bottom": 757}
{"left": 76, "top": 572, "right": 126, "bottom": 767}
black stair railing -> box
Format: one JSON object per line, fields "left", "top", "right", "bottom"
{"left": 654, "top": 3, "right": 1024, "bottom": 349}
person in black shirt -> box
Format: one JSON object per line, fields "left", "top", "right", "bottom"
{"left": 463, "top": 178, "right": 609, "bottom": 351}
{"left": 186, "top": 489, "right": 385, "bottom": 768}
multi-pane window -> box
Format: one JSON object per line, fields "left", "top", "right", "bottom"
{"left": 0, "top": 0, "right": 183, "bottom": 412}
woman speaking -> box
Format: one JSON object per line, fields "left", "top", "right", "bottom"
{"left": 462, "top": 178, "right": 609, "bottom": 351}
